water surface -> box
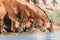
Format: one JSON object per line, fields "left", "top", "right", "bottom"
{"left": 0, "top": 30, "right": 60, "bottom": 40}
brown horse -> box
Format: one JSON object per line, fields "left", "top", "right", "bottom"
{"left": 2, "top": 0, "right": 21, "bottom": 32}
{"left": 2, "top": 0, "right": 52, "bottom": 32}
{"left": 6, "top": 0, "right": 45, "bottom": 32}
{"left": 16, "top": 0, "right": 53, "bottom": 32}
{"left": 11, "top": 1, "right": 45, "bottom": 32}
{"left": 2, "top": 0, "right": 31, "bottom": 32}
{"left": 14, "top": 1, "right": 39, "bottom": 32}
{"left": 1, "top": 1, "right": 21, "bottom": 33}
{"left": 2, "top": 0, "right": 30, "bottom": 32}
{"left": 5, "top": 0, "right": 52, "bottom": 32}
{"left": 9, "top": 0, "right": 35, "bottom": 32}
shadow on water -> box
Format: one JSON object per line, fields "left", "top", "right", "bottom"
{"left": 0, "top": 30, "right": 60, "bottom": 40}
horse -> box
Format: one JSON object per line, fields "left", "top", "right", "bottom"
{"left": 1, "top": 1, "right": 21, "bottom": 33}
{"left": 16, "top": 0, "right": 53, "bottom": 32}
{"left": 2, "top": 0, "right": 21, "bottom": 32}
{"left": 2, "top": 0, "right": 32, "bottom": 32}
{"left": 10, "top": 1, "right": 45, "bottom": 32}
{"left": 8, "top": 0, "right": 35, "bottom": 32}
{"left": 2, "top": 0, "right": 30, "bottom": 32}
{"left": 4, "top": 0, "right": 52, "bottom": 32}
{"left": 2, "top": 0, "right": 52, "bottom": 32}
{"left": 5, "top": 0, "right": 46, "bottom": 32}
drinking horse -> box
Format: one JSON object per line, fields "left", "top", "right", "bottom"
{"left": 3, "top": 0, "right": 34, "bottom": 32}
{"left": 11, "top": 1, "right": 45, "bottom": 32}
{"left": 16, "top": 0, "right": 53, "bottom": 32}
{"left": 9, "top": 0, "right": 52, "bottom": 32}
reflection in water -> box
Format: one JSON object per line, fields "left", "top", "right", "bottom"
{"left": 0, "top": 30, "right": 60, "bottom": 40}
{"left": 45, "top": 30, "right": 60, "bottom": 40}
{"left": 0, "top": 34, "right": 35, "bottom": 40}
{"left": 45, "top": 32, "right": 52, "bottom": 40}
{"left": 51, "top": 30, "right": 60, "bottom": 40}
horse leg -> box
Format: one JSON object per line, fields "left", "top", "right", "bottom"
{"left": 11, "top": 21, "right": 16, "bottom": 32}
{"left": 4, "top": 3, "right": 21, "bottom": 32}
{"left": 1, "top": 18, "right": 7, "bottom": 33}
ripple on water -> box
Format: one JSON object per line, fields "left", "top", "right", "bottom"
{"left": 45, "top": 30, "right": 60, "bottom": 40}
{"left": 0, "top": 30, "right": 60, "bottom": 40}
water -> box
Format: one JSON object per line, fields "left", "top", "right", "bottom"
{"left": 0, "top": 30, "right": 60, "bottom": 40}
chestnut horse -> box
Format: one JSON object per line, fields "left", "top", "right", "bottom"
{"left": 10, "top": 0, "right": 45, "bottom": 32}
{"left": 2, "top": 0, "right": 52, "bottom": 32}
{"left": 2, "top": 0, "right": 30, "bottom": 32}
{"left": 16, "top": 0, "right": 53, "bottom": 32}
{"left": 0, "top": 1, "right": 21, "bottom": 33}
{"left": 6, "top": 0, "right": 51, "bottom": 32}
{"left": 3, "top": 0, "right": 34, "bottom": 32}
{"left": 2, "top": 0, "right": 21, "bottom": 32}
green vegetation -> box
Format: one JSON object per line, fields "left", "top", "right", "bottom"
{"left": 46, "top": 10, "right": 60, "bottom": 25}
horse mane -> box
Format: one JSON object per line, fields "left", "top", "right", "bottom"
{"left": 36, "top": 5, "right": 49, "bottom": 20}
